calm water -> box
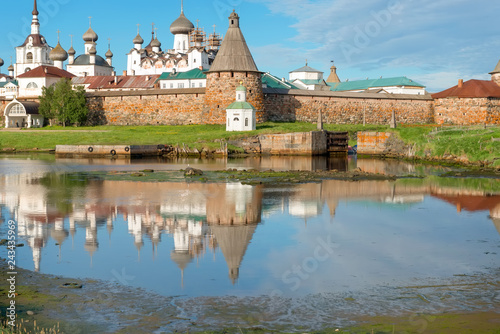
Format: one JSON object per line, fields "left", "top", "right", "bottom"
{"left": 0, "top": 154, "right": 499, "bottom": 330}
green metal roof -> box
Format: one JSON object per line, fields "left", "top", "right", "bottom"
{"left": 0, "top": 80, "right": 18, "bottom": 88}
{"left": 328, "top": 76, "right": 425, "bottom": 91}
{"left": 227, "top": 101, "right": 255, "bottom": 110}
{"left": 156, "top": 68, "right": 207, "bottom": 82}
{"left": 236, "top": 85, "right": 246, "bottom": 91}
{"left": 262, "top": 73, "right": 299, "bottom": 89}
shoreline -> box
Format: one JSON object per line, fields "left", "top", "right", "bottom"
{"left": 1, "top": 259, "right": 499, "bottom": 333}
{"left": 0, "top": 123, "right": 498, "bottom": 168}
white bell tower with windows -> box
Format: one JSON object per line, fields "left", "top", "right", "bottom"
{"left": 14, "top": 0, "right": 53, "bottom": 77}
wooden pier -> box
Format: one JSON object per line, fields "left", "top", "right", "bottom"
{"left": 56, "top": 145, "right": 164, "bottom": 157}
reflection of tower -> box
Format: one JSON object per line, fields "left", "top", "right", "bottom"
{"left": 28, "top": 221, "right": 48, "bottom": 272}
{"left": 171, "top": 220, "right": 193, "bottom": 288}
{"left": 106, "top": 217, "right": 113, "bottom": 240}
{"left": 127, "top": 213, "right": 144, "bottom": 261}
{"left": 69, "top": 216, "right": 76, "bottom": 247}
{"left": 170, "top": 250, "right": 193, "bottom": 289}
{"left": 51, "top": 218, "right": 68, "bottom": 261}
{"left": 209, "top": 224, "right": 257, "bottom": 285}
{"left": 151, "top": 224, "right": 161, "bottom": 258}
{"left": 32, "top": 237, "right": 43, "bottom": 272}
{"left": 84, "top": 217, "right": 98, "bottom": 265}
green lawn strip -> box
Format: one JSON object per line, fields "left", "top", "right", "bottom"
{"left": 1, "top": 124, "right": 498, "bottom": 166}
{"left": 0, "top": 123, "right": 387, "bottom": 151}
{"left": 393, "top": 125, "right": 500, "bottom": 166}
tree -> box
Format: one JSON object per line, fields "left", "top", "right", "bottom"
{"left": 39, "top": 78, "right": 88, "bottom": 127}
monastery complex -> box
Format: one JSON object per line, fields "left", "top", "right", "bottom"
{"left": 1, "top": 0, "right": 500, "bottom": 128}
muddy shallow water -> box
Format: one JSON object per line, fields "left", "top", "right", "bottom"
{"left": 0, "top": 154, "right": 499, "bottom": 332}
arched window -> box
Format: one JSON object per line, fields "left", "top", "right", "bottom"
{"left": 25, "top": 68, "right": 31, "bottom": 73}
{"left": 26, "top": 52, "right": 33, "bottom": 63}
{"left": 233, "top": 117, "right": 239, "bottom": 122}
{"left": 245, "top": 118, "right": 249, "bottom": 127}
{"left": 8, "top": 104, "right": 25, "bottom": 115}
{"left": 27, "top": 82, "right": 38, "bottom": 89}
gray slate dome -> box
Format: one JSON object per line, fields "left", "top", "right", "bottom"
{"left": 170, "top": 12, "right": 194, "bottom": 35}
{"left": 151, "top": 37, "right": 161, "bottom": 48}
{"left": 0, "top": 57, "right": 4, "bottom": 67}
{"left": 105, "top": 48, "right": 113, "bottom": 58}
{"left": 8, "top": 64, "right": 14, "bottom": 71}
{"left": 68, "top": 46, "right": 76, "bottom": 56}
{"left": 133, "top": 33, "right": 144, "bottom": 45}
{"left": 49, "top": 42, "right": 68, "bottom": 61}
{"left": 83, "top": 27, "right": 98, "bottom": 42}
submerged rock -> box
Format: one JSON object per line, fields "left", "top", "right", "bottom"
{"left": 184, "top": 167, "right": 203, "bottom": 176}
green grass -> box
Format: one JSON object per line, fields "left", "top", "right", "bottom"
{"left": 395, "top": 125, "right": 500, "bottom": 166}
{"left": 1, "top": 123, "right": 498, "bottom": 166}
{"left": 0, "top": 122, "right": 387, "bottom": 151}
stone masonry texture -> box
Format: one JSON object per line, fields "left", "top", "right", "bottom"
{"left": 204, "top": 71, "right": 265, "bottom": 124}
{"left": 85, "top": 89, "right": 435, "bottom": 126}
{"left": 434, "top": 97, "right": 500, "bottom": 125}
{"left": 357, "top": 132, "right": 394, "bottom": 155}
{"left": 263, "top": 93, "right": 435, "bottom": 124}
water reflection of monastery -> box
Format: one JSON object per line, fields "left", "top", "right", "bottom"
{"left": 1, "top": 173, "right": 499, "bottom": 285}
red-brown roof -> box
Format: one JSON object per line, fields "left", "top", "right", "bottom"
{"left": 432, "top": 79, "right": 500, "bottom": 99}
{"left": 19, "top": 34, "right": 49, "bottom": 48}
{"left": 431, "top": 193, "right": 500, "bottom": 213}
{"left": 72, "top": 75, "right": 160, "bottom": 90}
{"left": 17, "top": 65, "right": 75, "bottom": 79}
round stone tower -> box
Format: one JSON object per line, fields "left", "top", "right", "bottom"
{"left": 204, "top": 10, "right": 264, "bottom": 124}
{"left": 490, "top": 60, "right": 500, "bottom": 86}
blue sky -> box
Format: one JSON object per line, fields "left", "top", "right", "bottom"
{"left": 1, "top": 0, "right": 499, "bottom": 92}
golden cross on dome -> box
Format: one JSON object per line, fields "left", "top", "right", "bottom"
{"left": 56, "top": 29, "right": 60, "bottom": 42}
{"left": 88, "top": 16, "right": 92, "bottom": 27}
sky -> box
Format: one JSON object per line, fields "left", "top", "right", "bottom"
{"left": 1, "top": 0, "right": 499, "bottom": 92}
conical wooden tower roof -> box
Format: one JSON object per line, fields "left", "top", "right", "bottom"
{"left": 210, "top": 224, "right": 257, "bottom": 284}
{"left": 208, "top": 10, "right": 259, "bottom": 73}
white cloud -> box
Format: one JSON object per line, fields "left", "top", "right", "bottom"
{"left": 248, "top": 0, "right": 500, "bottom": 90}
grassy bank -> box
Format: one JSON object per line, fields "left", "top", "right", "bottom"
{"left": 0, "top": 123, "right": 498, "bottom": 166}
{"left": 0, "top": 123, "right": 387, "bottom": 151}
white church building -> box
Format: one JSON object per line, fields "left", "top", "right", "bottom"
{"left": 226, "top": 84, "right": 256, "bottom": 132}
{"left": 126, "top": 2, "right": 222, "bottom": 76}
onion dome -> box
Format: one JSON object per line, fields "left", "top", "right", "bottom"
{"left": 8, "top": 64, "right": 14, "bottom": 72}
{"left": 133, "top": 33, "right": 144, "bottom": 45}
{"left": 83, "top": 27, "right": 98, "bottom": 43}
{"left": 105, "top": 47, "right": 113, "bottom": 58}
{"left": 68, "top": 46, "right": 76, "bottom": 56}
{"left": 170, "top": 12, "right": 194, "bottom": 35}
{"left": 0, "top": 57, "right": 4, "bottom": 67}
{"left": 88, "top": 44, "right": 97, "bottom": 55}
{"left": 151, "top": 37, "right": 161, "bottom": 48}
{"left": 49, "top": 42, "right": 68, "bottom": 61}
